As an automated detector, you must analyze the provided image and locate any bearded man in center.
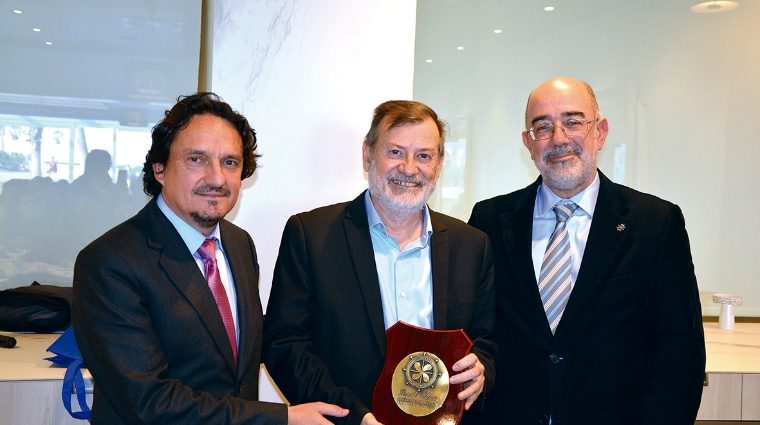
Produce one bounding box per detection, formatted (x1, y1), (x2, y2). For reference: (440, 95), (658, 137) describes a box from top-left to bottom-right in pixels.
(263, 100), (498, 425)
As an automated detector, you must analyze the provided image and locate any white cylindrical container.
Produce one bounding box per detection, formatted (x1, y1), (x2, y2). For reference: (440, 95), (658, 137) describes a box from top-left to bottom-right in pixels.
(718, 303), (735, 330)
(712, 294), (743, 331)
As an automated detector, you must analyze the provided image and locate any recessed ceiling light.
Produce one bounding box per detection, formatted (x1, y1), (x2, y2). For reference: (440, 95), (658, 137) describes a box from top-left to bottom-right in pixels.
(456, 46), (464, 50)
(45, 41), (52, 45)
(494, 29), (502, 34)
(691, 1), (738, 13)
(426, 59), (433, 63)
(13, 9), (22, 14)
(544, 6), (555, 11)
(33, 28), (41, 32)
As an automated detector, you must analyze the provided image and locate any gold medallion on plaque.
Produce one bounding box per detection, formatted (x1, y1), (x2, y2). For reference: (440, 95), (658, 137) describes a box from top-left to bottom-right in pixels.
(390, 351), (449, 417)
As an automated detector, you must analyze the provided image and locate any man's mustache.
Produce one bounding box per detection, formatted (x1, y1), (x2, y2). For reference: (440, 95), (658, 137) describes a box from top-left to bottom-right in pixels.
(386, 172), (426, 187)
(193, 185), (230, 196)
(543, 144), (581, 162)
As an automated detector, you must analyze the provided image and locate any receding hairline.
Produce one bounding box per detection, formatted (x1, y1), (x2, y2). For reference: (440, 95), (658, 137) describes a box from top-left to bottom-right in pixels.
(523, 77), (601, 129)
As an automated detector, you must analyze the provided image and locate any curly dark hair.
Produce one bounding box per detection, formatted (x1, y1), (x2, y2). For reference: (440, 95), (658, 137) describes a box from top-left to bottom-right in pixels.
(143, 92), (260, 196)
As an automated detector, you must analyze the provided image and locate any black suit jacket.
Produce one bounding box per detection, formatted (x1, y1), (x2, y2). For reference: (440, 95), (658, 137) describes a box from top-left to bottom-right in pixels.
(73, 198), (287, 425)
(262, 192), (498, 425)
(468, 171), (705, 425)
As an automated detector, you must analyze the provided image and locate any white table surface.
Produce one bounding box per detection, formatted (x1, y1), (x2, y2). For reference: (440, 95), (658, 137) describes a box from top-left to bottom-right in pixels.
(0, 332), (91, 381)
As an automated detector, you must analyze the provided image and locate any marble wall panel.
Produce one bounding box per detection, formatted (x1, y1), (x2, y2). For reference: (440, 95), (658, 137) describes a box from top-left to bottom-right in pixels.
(212, 0), (417, 402)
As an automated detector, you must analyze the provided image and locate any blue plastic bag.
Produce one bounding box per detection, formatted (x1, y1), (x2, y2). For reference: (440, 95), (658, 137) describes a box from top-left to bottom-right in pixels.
(45, 327), (91, 421)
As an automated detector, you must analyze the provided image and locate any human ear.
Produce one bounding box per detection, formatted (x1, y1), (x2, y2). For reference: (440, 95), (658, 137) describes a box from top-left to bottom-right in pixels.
(362, 140), (372, 172)
(153, 163), (166, 186)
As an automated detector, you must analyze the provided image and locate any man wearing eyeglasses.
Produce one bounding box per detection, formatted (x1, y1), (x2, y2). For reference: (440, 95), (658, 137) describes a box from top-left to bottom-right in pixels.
(467, 76), (705, 424)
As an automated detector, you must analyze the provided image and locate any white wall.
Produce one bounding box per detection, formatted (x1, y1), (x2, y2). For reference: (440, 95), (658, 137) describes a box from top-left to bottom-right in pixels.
(211, 0), (417, 403)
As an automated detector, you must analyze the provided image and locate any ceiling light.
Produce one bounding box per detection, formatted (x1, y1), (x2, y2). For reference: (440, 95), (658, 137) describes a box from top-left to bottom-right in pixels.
(494, 29), (502, 34)
(456, 46), (464, 50)
(33, 28), (41, 32)
(691, 1), (738, 13)
(425, 59), (433, 63)
(544, 6), (555, 11)
(13, 9), (22, 14)
(45, 41), (52, 45)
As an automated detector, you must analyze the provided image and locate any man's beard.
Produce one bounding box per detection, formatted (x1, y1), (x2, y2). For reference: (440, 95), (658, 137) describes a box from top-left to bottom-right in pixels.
(535, 143), (597, 193)
(190, 184), (230, 230)
(191, 211), (223, 230)
(368, 162), (438, 220)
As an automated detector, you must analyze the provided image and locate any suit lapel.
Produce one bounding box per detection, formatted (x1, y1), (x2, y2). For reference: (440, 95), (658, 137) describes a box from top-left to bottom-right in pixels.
(343, 193), (388, 356)
(555, 171), (632, 338)
(142, 200), (238, 374)
(500, 177), (555, 341)
(430, 210), (449, 330)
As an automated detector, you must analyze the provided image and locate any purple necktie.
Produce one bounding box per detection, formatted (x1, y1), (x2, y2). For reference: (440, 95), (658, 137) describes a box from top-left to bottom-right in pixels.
(197, 238), (237, 366)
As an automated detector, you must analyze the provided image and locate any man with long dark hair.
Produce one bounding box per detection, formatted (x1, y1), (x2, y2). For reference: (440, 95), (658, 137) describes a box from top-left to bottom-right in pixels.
(73, 92), (347, 425)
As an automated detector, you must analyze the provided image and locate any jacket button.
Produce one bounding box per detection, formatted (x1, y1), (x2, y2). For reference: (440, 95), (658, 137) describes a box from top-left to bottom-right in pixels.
(539, 414), (550, 423)
(549, 353), (560, 363)
(237, 383), (243, 393)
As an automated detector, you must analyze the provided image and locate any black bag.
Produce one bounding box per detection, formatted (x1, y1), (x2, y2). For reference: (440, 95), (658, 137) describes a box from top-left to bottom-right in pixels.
(0, 282), (72, 333)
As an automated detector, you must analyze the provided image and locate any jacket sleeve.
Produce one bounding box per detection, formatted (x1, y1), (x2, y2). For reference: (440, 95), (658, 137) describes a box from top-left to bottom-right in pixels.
(467, 233), (498, 413)
(72, 242), (288, 425)
(640, 205), (705, 424)
(263, 215), (369, 425)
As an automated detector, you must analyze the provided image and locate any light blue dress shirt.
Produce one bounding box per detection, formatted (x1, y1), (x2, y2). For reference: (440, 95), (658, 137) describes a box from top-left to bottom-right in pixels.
(365, 190), (434, 330)
(531, 173), (601, 288)
(156, 194), (239, 345)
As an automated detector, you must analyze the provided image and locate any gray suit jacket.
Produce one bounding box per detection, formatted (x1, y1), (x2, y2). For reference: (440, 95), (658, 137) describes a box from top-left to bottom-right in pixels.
(73, 198), (287, 425)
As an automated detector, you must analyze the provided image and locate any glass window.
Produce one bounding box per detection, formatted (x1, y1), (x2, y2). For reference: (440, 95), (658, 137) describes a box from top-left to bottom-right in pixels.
(0, 1), (202, 289)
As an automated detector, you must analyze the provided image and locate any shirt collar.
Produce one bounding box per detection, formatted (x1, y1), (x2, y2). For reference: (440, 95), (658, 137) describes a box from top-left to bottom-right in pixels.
(157, 193), (223, 255)
(364, 190), (433, 246)
(536, 172), (600, 219)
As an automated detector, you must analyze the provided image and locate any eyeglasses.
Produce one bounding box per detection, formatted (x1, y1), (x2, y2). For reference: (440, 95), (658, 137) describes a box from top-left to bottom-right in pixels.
(528, 117), (597, 141)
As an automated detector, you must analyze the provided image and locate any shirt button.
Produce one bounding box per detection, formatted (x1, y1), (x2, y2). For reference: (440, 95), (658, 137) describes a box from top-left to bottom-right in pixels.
(549, 354), (560, 364)
(400, 291), (406, 297)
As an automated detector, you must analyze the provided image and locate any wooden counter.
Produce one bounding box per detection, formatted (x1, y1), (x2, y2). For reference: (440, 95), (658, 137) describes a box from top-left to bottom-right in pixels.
(698, 322), (760, 422)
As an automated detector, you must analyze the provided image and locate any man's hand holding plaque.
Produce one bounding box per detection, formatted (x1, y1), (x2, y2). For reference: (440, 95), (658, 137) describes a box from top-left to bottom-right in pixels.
(360, 413), (383, 425)
(450, 353), (486, 410)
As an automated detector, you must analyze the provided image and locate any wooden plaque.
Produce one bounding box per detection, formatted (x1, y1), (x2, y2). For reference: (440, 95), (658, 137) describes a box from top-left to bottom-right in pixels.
(372, 321), (473, 425)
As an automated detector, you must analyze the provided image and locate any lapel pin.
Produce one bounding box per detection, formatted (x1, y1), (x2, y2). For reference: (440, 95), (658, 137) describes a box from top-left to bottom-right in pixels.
(616, 224), (626, 232)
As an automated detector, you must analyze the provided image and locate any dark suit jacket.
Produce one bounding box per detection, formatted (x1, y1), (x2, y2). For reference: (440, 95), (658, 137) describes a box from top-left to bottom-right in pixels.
(262, 192), (498, 425)
(468, 171), (705, 425)
(73, 198), (287, 425)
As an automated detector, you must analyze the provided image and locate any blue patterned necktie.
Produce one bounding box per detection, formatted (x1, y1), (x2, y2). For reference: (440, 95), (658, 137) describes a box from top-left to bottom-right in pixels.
(539, 201), (578, 334)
